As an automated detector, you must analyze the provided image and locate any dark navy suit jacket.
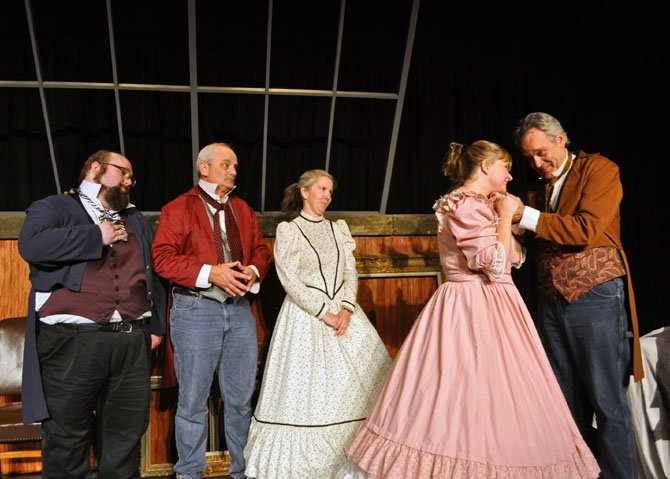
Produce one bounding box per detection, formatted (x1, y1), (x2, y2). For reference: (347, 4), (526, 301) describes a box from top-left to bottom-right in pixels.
(18, 192), (166, 423)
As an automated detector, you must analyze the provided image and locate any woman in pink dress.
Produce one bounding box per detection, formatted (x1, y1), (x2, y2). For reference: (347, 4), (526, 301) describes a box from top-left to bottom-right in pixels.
(336, 141), (600, 478)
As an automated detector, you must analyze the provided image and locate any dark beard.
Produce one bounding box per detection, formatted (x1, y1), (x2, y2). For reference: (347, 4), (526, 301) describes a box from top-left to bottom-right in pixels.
(100, 185), (130, 211)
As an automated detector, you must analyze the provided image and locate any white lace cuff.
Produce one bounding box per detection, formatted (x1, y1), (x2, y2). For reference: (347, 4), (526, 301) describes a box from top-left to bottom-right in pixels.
(484, 241), (506, 281)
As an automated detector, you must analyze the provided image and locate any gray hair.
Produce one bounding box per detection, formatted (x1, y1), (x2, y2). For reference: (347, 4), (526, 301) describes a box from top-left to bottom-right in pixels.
(197, 142), (235, 166)
(513, 112), (570, 147)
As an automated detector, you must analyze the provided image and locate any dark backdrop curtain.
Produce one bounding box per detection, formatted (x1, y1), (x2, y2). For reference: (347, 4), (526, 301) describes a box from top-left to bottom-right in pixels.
(1, 0), (667, 334)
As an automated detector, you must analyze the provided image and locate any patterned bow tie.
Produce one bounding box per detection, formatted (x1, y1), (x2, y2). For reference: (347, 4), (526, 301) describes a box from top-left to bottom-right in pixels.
(77, 188), (128, 240)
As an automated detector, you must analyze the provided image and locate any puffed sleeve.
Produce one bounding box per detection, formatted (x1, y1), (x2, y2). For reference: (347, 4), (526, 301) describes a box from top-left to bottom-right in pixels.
(274, 221), (328, 319)
(335, 219), (358, 313)
(443, 195), (506, 280)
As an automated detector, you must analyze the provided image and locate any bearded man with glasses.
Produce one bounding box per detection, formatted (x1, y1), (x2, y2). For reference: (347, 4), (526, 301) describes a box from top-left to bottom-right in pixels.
(18, 149), (167, 479)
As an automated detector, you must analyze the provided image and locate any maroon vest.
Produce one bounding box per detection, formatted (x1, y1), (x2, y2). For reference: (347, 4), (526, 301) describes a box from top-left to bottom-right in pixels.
(39, 213), (151, 324)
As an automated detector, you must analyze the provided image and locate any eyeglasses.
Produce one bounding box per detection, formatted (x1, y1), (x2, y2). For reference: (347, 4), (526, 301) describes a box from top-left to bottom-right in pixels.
(101, 162), (136, 187)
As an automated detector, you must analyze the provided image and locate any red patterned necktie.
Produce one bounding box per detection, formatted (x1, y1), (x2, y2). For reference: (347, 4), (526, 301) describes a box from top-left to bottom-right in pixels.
(197, 186), (243, 263)
(223, 200), (243, 263)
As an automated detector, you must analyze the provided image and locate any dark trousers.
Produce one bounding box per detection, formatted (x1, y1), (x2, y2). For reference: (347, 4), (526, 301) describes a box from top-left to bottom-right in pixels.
(37, 322), (151, 479)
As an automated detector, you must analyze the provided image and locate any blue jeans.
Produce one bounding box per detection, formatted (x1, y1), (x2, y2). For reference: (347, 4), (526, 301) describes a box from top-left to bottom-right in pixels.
(170, 293), (257, 479)
(537, 277), (637, 479)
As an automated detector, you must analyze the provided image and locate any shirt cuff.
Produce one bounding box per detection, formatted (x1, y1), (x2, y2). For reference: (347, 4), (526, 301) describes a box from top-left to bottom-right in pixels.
(341, 300), (355, 313)
(248, 265), (260, 294)
(196, 264), (212, 288)
(519, 206), (540, 233)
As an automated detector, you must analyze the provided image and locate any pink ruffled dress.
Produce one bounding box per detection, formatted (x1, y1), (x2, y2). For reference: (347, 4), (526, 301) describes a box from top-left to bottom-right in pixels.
(338, 192), (600, 479)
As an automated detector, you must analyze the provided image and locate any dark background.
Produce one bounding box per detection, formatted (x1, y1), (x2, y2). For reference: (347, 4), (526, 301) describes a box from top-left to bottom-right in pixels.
(1, 0), (667, 334)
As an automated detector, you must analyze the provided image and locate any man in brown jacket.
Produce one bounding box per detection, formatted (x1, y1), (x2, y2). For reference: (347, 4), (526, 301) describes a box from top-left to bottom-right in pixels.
(512, 112), (641, 479)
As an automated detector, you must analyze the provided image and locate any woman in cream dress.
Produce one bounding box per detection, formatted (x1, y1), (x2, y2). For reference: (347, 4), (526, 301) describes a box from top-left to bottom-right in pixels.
(244, 169), (391, 479)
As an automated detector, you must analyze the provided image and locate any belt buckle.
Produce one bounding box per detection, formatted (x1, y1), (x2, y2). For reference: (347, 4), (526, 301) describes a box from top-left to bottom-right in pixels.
(174, 287), (201, 299)
(120, 322), (133, 333)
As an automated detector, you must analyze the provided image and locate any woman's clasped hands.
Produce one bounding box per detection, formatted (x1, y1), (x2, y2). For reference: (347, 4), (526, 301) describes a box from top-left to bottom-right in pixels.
(322, 309), (351, 337)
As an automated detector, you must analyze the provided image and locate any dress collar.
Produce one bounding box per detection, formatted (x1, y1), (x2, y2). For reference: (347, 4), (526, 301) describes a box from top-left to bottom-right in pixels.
(299, 210), (324, 223)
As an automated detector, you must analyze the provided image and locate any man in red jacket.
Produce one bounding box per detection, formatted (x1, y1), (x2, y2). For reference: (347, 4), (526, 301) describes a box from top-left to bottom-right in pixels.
(152, 142), (271, 479)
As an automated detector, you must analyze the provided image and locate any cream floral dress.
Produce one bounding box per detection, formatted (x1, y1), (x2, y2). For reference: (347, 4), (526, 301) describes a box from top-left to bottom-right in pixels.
(244, 212), (391, 479)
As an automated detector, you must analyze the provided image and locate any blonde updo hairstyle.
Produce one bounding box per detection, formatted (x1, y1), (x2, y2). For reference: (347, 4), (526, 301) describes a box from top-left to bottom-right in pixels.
(281, 169), (335, 213)
(442, 140), (512, 189)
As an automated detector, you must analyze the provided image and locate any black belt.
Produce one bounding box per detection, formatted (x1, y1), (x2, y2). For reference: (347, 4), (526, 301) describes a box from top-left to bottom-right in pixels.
(45, 318), (149, 333)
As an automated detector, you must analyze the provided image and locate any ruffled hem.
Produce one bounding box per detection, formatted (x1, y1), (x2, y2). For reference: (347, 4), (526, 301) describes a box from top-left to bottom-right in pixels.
(346, 425), (601, 479)
(244, 418), (361, 479)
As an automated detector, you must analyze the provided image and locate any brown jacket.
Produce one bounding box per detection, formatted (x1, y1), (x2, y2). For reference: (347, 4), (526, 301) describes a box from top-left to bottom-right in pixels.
(530, 151), (643, 381)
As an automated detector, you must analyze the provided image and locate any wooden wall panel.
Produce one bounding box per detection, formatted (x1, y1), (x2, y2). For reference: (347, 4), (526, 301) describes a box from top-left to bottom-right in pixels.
(357, 275), (440, 358)
(0, 240), (30, 321)
(355, 235), (437, 255)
